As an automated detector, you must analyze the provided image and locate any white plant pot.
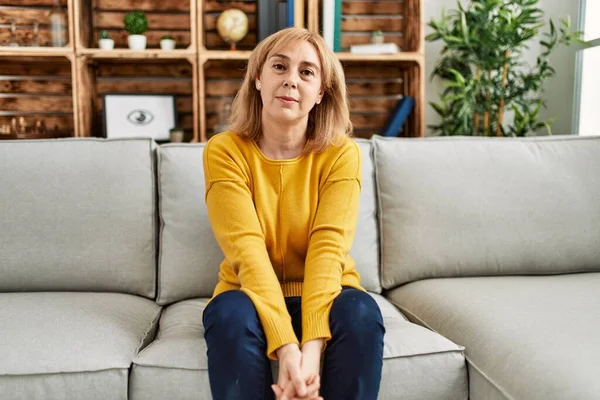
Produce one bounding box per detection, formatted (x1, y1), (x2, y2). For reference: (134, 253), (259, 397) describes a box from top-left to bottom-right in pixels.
(160, 39), (176, 50)
(128, 34), (147, 50)
(98, 39), (114, 50)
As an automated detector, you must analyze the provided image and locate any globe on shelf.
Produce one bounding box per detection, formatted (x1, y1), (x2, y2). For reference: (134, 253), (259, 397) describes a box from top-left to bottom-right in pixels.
(216, 8), (248, 51)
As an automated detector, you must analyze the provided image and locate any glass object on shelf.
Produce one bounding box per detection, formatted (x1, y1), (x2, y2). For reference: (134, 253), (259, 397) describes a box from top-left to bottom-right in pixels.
(169, 127), (184, 142)
(11, 118), (19, 133)
(9, 19), (19, 47)
(34, 120), (47, 134)
(213, 102), (232, 135)
(32, 20), (40, 47)
(49, 0), (67, 47)
(18, 117), (29, 133)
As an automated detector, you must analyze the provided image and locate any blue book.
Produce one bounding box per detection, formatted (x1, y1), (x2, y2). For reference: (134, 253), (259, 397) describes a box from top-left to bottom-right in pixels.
(259, 0), (290, 41)
(287, 0), (294, 27)
(380, 96), (415, 137)
(333, 0), (342, 51)
(277, 1), (287, 31)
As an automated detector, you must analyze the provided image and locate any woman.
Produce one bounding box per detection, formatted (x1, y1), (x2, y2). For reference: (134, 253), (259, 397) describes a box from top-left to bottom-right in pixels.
(202, 27), (385, 400)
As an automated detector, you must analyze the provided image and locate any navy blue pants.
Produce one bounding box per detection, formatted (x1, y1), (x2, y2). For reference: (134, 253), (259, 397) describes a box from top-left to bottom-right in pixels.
(202, 287), (385, 400)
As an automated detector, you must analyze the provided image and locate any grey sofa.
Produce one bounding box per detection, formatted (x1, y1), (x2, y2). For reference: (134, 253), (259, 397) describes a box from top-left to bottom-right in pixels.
(1, 134), (598, 400)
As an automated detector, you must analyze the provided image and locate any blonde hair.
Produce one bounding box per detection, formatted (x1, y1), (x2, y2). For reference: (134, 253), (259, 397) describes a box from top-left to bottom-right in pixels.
(228, 27), (352, 153)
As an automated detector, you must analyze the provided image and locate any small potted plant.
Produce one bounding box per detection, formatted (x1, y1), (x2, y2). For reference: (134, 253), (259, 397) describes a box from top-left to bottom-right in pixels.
(98, 30), (114, 50)
(371, 30), (384, 44)
(160, 35), (176, 50)
(124, 10), (148, 50)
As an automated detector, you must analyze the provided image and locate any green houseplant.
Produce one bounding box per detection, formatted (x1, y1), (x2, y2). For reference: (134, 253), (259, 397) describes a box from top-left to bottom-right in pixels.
(98, 30), (114, 50)
(427, 0), (583, 136)
(160, 34), (176, 50)
(124, 10), (148, 50)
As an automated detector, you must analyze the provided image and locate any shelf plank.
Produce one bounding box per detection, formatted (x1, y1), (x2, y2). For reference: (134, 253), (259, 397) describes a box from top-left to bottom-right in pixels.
(96, 62), (193, 77)
(336, 52), (423, 63)
(96, 80), (193, 95)
(0, 0), (67, 5)
(0, 7), (52, 25)
(200, 50), (422, 63)
(342, 16), (404, 32)
(0, 25), (72, 48)
(0, 79), (72, 94)
(77, 48), (196, 59)
(0, 96), (73, 113)
(95, 0), (189, 12)
(204, 1), (256, 13)
(343, 1), (405, 15)
(202, 50), (252, 60)
(0, 46), (73, 57)
(95, 11), (191, 30)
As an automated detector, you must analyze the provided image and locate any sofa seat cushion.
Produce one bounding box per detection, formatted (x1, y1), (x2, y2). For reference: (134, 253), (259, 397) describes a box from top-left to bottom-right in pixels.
(386, 273), (600, 400)
(131, 293), (467, 400)
(0, 292), (161, 400)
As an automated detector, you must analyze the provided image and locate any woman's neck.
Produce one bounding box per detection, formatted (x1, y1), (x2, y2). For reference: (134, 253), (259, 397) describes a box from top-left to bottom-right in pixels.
(258, 118), (307, 160)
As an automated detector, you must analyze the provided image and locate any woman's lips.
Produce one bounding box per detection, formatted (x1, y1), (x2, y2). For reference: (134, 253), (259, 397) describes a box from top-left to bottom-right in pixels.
(277, 96), (297, 104)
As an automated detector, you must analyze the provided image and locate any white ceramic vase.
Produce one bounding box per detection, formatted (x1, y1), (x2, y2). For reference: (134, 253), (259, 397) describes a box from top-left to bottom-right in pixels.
(160, 39), (176, 50)
(98, 39), (114, 50)
(127, 34), (146, 50)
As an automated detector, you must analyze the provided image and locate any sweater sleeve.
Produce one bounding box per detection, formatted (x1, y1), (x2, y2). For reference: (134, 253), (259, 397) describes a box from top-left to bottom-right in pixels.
(301, 140), (362, 346)
(203, 137), (298, 360)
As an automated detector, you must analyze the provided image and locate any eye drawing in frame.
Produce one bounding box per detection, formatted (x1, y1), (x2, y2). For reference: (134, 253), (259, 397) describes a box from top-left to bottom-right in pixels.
(102, 94), (177, 140)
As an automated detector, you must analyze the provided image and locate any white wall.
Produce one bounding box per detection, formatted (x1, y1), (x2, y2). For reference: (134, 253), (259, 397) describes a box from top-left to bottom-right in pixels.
(423, 0), (581, 136)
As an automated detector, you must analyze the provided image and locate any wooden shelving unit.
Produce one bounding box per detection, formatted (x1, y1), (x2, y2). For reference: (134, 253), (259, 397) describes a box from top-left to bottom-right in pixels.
(77, 48), (196, 59)
(1, 0), (424, 141)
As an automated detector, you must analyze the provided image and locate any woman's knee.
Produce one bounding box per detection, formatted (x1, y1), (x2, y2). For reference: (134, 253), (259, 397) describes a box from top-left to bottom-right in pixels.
(203, 290), (263, 340)
(330, 288), (384, 336)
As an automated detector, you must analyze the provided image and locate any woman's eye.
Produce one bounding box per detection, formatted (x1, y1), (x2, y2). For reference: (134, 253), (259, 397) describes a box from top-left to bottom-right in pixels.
(302, 69), (315, 76)
(273, 63), (285, 70)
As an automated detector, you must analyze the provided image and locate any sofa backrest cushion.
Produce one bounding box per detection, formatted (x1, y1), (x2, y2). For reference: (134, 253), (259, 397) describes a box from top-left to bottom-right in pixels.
(156, 144), (223, 305)
(156, 139), (381, 305)
(374, 135), (600, 289)
(0, 138), (157, 298)
(353, 139), (381, 293)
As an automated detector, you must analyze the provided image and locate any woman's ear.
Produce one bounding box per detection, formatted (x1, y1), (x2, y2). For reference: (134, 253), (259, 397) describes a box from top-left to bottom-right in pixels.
(255, 80), (261, 90)
(316, 90), (324, 104)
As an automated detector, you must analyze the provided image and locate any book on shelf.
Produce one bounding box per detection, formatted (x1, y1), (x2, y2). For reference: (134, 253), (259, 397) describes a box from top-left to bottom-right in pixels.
(258, 0), (294, 42)
(350, 42), (400, 55)
(322, 0), (341, 51)
(380, 96), (415, 137)
(333, 0), (341, 51)
(322, 0), (334, 49)
(287, 0), (294, 28)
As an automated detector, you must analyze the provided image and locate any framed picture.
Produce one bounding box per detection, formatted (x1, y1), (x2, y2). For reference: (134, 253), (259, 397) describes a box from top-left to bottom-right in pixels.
(102, 93), (177, 140)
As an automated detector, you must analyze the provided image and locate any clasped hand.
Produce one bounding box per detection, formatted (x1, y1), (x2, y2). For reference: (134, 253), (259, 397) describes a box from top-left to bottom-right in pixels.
(272, 340), (324, 400)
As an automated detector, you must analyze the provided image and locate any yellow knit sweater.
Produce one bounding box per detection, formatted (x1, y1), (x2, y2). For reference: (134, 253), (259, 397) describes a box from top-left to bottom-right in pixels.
(203, 131), (365, 360)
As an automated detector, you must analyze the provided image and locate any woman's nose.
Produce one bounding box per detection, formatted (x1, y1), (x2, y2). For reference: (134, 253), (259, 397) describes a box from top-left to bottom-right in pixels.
(283, 71), (299, 88)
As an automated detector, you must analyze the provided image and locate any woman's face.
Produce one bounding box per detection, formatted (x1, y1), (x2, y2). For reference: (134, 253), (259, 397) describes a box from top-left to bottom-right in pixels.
(256, 40), (324, 126)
